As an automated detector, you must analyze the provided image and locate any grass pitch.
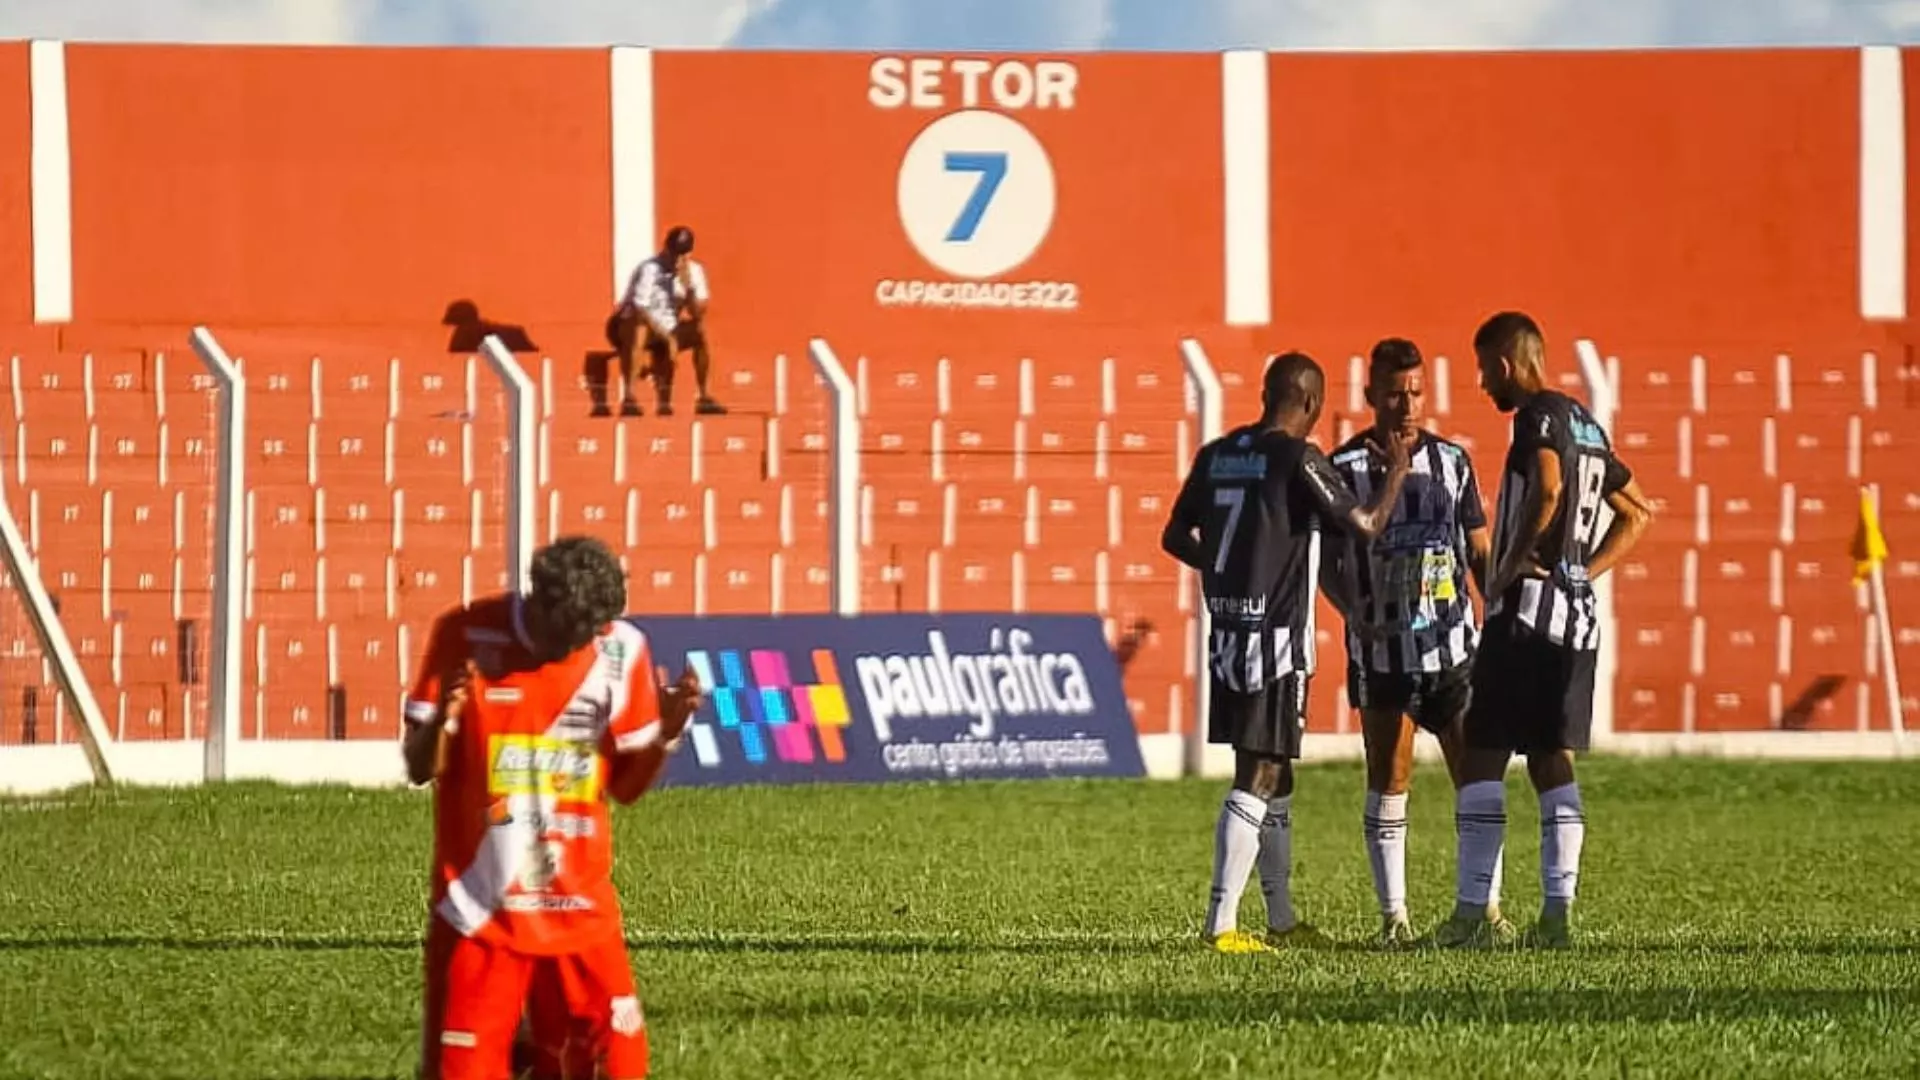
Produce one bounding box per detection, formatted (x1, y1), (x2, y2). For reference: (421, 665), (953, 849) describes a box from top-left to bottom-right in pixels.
(2, 758), (1917, 1079)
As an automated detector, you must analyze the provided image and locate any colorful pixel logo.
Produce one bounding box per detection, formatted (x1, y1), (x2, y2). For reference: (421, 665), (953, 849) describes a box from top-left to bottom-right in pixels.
(682, 647), (854, 769)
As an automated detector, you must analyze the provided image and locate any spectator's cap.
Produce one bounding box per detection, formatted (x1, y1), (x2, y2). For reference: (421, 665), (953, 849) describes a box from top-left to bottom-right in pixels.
(664, 225), (695, 255)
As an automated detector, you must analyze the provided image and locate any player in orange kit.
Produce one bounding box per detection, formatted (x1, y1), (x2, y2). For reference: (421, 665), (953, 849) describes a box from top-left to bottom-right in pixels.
(404, 536), (702, 1080)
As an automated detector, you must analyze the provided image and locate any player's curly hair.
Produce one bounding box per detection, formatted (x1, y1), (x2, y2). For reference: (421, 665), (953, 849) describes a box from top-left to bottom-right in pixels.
(527, 536), (628, 656)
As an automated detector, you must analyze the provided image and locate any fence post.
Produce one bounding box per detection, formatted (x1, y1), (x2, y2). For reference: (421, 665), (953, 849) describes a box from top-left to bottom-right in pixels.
(1178, 339), (1224, 777)
(189, 327), (246, 781)
(479, 335), (537, 595)
(0, 488), (114, 781)
(805, 339), (861, 617)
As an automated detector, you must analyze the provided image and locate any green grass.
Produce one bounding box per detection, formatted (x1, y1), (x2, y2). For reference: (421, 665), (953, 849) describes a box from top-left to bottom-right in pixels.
(3, 758), (1918, 1079)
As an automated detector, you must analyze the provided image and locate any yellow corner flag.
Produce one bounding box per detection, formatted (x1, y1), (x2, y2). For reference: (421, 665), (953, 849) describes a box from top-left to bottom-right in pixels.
(1852, 489), (1890, 585)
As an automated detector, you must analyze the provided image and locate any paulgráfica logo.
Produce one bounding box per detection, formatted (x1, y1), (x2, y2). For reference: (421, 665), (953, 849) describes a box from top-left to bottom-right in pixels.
(852, 626), (1096, 741)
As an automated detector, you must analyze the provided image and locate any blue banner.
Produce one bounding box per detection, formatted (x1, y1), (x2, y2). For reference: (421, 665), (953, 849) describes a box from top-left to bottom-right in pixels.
(623, 614), (1145, 788)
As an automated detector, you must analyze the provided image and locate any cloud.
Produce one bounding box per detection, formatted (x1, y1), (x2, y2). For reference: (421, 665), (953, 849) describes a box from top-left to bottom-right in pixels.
(398, 0), (779, 47)
(0, 0), (766, 47)
(0, 0), (1914, 49)
(732, 0), (1920, 49)
(729, 0), (1116, 51)
(0, 0), (374, 44)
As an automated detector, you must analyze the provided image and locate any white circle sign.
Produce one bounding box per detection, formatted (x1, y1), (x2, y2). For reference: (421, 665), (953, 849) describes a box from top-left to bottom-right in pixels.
(896, 109), (1056, 280)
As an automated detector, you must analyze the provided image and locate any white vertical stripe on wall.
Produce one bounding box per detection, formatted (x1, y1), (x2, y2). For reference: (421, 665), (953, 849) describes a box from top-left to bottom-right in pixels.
(1860, 45), (1906, 321)
(1221, 50), (1269, 327)
(29, 39), (71, 324)
(610, 46), (657, 305)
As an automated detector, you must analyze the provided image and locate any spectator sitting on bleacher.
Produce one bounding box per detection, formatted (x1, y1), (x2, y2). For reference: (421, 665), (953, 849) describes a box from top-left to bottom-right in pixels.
(603, 225), (726, 418)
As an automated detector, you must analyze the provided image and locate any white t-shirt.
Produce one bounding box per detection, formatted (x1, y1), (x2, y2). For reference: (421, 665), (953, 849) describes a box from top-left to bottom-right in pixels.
(622, 256), (709, 333)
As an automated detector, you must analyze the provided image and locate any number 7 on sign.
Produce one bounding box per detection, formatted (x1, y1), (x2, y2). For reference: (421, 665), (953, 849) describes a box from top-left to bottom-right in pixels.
(943, 152), (1008, 242)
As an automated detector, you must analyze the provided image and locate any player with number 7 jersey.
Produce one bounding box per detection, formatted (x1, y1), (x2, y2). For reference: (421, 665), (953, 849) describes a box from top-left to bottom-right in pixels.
(1162, 352), (1413, 956)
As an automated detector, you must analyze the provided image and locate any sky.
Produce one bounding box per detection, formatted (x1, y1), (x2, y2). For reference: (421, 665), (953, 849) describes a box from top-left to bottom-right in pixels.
(1, 0), (1917, 51)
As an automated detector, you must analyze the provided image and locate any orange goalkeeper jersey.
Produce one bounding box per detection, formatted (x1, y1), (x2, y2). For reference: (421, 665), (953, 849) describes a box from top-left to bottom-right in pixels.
(407, 594), (664, 956)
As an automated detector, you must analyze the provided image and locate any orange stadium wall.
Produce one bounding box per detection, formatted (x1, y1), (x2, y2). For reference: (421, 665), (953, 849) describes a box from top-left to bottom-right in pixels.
(1266, 49), (1865, 347)
(9, 44), (1905, 352)
(0, 44), (1901, 343)
(61, 44), (614, 334)
(0, 43), (33, 325)
(0, 41), (1915, 789)
(1907, 46), (1920, 337)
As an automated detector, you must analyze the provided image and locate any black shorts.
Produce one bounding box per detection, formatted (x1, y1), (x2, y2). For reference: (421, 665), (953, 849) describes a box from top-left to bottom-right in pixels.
(606, 312), (698, 355)
(1208, 674), (1308, 759)
(1464, 615), (1597, 754)
(604, 311), (669, 353)
(1347, 661), (1472, 735)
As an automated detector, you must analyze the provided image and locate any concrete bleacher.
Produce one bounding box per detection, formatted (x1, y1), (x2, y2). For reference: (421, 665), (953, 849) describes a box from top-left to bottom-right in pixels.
(1609, 340), (1919, 734)
(0, 324), (1211, 744)
(0, 326), (1912, 747)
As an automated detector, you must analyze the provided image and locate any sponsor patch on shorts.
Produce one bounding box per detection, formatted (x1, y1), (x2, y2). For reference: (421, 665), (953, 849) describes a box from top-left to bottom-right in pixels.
(440, 1030), (478, 1049)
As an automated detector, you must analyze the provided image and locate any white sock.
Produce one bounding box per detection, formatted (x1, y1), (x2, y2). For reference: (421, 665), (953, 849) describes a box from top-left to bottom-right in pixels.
(1539, 783), (1586, 918)
(1363, 790), (1409, 918)
(1257, 795), (1296, 932)
(1454, 780), (1506, 913)
(1206, 789), (1267, 936)
(1489, 847), (1505, 912)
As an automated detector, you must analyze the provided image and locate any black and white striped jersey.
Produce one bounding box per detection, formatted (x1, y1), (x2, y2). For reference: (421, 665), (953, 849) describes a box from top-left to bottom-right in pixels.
(1168, 425), (1361, 693)
(1489, 390), (1633, 652)
(1327, 430), (1487, 673)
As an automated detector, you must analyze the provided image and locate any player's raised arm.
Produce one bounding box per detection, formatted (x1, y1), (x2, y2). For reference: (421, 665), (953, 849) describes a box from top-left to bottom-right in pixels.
(1160, 452), (1212, 572)
(1587, 471), (1654, 581)
(1465, 527), (1494, 600)
(606, 626), (704, 805)
(1488, 444), (1561, 600)
(1317, 532), (1361, 619)
(1301, 433), (1411, 542)
(1459, 455), (1494, 599)
(608, 666), (702, 805)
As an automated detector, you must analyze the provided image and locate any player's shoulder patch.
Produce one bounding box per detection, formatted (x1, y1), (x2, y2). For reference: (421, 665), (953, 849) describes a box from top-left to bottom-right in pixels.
(1300, 444), (1348, 496)
(598, 621), (647, 682)
(1516, 396), (1557, 444)
(1330, 436), (1371, 469)
(1429, 433), (1473, 463)
(1563, 399), (1610, 451)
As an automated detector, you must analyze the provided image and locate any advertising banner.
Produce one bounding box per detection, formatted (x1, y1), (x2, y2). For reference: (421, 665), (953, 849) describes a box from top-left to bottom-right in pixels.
(629, 613), (1146, 788)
